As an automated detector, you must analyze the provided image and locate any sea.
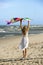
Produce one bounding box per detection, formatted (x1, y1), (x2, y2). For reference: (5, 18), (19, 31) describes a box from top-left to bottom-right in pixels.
(0, 25), (43, 38)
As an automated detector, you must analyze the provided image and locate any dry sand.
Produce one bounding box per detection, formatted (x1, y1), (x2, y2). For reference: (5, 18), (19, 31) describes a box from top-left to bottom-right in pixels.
(0, 33), (43, 65)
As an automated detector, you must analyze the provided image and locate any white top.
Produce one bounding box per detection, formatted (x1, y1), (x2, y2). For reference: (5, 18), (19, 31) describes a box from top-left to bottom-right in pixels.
(19, 32), (29, 50)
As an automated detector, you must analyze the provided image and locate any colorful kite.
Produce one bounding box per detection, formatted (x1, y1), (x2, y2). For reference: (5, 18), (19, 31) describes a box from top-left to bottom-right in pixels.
(24, 18), (31, 21)
(6, 17), (31, 24)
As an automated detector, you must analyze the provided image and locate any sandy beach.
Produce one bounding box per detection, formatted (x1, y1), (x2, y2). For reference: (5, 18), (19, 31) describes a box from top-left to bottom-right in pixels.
(0, 33), (43, 65)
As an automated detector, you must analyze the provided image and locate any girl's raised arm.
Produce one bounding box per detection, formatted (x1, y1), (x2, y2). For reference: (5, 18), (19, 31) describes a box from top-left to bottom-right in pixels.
(27, 21), (30, 30)
(20, 20), (23, 29)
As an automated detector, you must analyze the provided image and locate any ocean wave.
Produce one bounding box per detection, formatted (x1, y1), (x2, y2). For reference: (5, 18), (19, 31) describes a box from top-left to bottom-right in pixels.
(0, 29), (6, 33)
(0, 25), (43, 37)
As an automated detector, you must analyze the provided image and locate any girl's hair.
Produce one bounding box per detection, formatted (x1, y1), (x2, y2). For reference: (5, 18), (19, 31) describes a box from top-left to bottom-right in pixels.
(22, 26), (28, 35)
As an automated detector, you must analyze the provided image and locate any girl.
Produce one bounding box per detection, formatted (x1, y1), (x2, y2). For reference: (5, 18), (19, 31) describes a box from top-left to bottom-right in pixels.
(19, 19), (30, 58)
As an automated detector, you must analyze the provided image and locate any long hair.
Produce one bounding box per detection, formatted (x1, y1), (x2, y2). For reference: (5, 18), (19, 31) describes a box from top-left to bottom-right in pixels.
(22, 26), (28, 35)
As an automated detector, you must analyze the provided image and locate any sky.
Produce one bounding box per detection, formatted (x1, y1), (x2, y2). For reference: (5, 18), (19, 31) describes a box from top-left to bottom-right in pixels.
(0, 0), (43, 25)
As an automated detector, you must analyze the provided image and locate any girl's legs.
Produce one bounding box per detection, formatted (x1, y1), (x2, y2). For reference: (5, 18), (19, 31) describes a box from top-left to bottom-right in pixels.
(23, 50), (25, 58)
(23, 48), (27, 58)
(25, 48), (27, 58)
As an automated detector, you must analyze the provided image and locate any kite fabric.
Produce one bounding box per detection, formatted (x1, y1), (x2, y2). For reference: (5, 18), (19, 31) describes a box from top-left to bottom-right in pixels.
(6, 17), (31, 24)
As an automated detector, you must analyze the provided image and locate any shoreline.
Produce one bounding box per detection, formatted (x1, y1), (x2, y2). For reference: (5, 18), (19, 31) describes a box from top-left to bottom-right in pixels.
(0, 33), (43, 38)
